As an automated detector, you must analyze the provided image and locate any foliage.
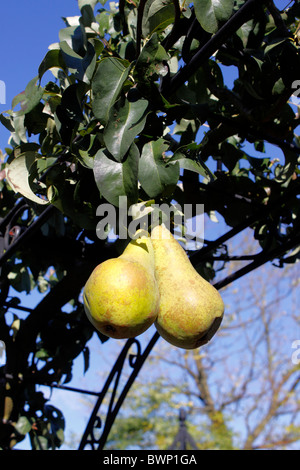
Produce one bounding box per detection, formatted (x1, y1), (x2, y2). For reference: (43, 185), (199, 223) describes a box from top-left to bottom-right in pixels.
(0, 0), (299, 449)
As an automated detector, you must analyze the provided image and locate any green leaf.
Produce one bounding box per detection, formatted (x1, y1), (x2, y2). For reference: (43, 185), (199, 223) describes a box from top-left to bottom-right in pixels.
(236, 19), (255, 48)
(138, 139), (180, 198)
(54, 82), (88, 140)
(47, 173), (97, 230)
(14, 416), (32, 436)
(8, 265), (33, 294)
(78, 0), (98, 9)
(194, 0), (235, 34)
(274, 150), (298, 185)
(103, 92), (149, 162)
(264, 38), (287, 55)
(44, 404), (65, 437)
(0, 113), (15, 132)
(93, 143), (139, 206)
(78, 0), (98, 25)
(35, 348), (50, 359)
(38, 49), (66, 81)
(12, 76), (44, 117)
(142, 0), (176, 37)
(5, 152), (48, 205)
(134, 33), (170, 82)
(170, 150), (216, 181)
(92, 57), (131, 125)
(60, 40), (96, 83)
(272, 77), (286, 95)
(32, 435), (49, 450)
(59, 25), (85, 56)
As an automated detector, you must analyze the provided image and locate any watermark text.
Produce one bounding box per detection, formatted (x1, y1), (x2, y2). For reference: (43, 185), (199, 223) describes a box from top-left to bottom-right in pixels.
(291, 340), (300, 365)
(96, 196), (205, 244)
(0, 80), (6, 104)
(0, 340), (6, 366)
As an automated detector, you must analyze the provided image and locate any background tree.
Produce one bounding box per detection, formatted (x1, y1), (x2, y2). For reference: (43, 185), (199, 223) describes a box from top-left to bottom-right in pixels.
(0, 0), (299, 449)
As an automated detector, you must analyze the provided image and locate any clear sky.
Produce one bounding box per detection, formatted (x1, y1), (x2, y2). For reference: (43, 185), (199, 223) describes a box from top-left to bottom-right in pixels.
(0, 0), (82, 150)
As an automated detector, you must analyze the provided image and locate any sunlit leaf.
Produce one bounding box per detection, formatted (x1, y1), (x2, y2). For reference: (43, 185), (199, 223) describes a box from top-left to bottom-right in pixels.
(38, 49), (66, 81)
(92, 57), (131, 125)
(134, 33), (170, 81)
(93, 143), (139, 206)
(103, 92), (149, 162)
(142, 0), (175, 37)
(138, 139), (179, 197)
(194, 0), (235, 34)
(5, 152), (48, 205)
(12, 76), (44, 117)
(60, 40), (96, 83)
(14, 416), (32, 436)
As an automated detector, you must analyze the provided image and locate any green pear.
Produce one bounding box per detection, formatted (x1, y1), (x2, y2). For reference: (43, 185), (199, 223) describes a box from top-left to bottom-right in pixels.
(151, 224), (224, 349)
(83, 231), (160, 339)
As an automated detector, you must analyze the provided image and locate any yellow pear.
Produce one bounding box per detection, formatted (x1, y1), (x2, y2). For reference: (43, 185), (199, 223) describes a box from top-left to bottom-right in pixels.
(83, 231), (160, 339)
(151, 224), (224, 349)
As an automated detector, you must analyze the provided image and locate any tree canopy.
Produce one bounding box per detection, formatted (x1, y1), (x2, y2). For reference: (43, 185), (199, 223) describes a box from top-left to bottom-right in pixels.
(0, 0), (299, 450)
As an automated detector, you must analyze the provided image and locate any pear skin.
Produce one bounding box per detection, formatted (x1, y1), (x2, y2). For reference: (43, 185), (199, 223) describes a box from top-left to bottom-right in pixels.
(83, 232), (160, 339)
(151, 224), (224, 349)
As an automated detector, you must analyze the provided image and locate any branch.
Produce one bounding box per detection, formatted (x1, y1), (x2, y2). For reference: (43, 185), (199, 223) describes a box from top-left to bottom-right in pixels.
(162, 0), (182, 52)
(267, 0), (291, 37)
(0, 205), (55, 268)
(243, 369), (300, 449)
(189, 181), (300, 267)
(136, 0), (147, 58)
(214, 230), (300, 291)
(119, 0), (129, 36)
(161, 0), (268, 97)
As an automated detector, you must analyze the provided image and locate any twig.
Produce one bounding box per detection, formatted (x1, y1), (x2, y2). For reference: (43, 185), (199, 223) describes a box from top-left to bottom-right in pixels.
(161, 0), (268, 97)
(119, 0), (129, 36)
(163, 0), (182, 52)
(136, 0), (147, 58)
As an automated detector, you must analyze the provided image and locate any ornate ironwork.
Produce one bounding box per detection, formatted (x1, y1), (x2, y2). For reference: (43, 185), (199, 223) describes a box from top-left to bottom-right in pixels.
(0, 202), (55, 268)
(78, 332), (160, 450)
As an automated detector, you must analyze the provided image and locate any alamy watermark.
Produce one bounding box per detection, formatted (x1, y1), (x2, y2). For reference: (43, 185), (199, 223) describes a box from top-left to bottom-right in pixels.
(0, 80), (6, 105)
(291, 80), (300, 105)
(0, 340), (6, 366)
(292, 80), (300, 97)
(291, 340), (300, 365)
(96, 196), (205, 244)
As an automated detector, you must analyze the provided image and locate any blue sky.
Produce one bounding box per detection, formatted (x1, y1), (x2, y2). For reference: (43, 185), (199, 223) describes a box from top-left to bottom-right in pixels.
(0, 0), (81, 150)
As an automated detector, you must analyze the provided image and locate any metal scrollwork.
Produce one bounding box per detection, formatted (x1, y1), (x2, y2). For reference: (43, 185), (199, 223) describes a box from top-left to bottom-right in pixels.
(78, 332), (160, 450)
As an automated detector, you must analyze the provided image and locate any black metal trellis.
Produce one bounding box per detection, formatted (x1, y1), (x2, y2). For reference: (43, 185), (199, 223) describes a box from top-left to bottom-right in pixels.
(78, 334), (160, 450)
(0, 0), (300, 452)
(160, 0), (267, 96)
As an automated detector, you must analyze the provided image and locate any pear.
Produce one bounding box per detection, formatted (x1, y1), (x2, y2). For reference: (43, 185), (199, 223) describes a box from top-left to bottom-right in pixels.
(151, 224), (224, 349)
(83, 231), (160, 339)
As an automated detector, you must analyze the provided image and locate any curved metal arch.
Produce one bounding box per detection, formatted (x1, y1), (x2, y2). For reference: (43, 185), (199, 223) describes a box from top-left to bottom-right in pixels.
(78, 332), (160, 450)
